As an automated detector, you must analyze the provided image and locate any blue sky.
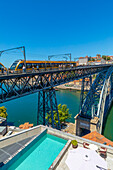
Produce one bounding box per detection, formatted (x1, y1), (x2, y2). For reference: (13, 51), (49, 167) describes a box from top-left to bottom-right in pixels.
(0, 0), (113, 65)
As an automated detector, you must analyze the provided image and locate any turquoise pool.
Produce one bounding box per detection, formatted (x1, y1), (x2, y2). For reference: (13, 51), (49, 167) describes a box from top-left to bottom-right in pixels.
(8, 134), (67, 170)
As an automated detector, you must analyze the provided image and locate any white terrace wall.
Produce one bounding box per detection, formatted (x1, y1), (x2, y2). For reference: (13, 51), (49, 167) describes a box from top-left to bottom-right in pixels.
(0, 125), (46, 148)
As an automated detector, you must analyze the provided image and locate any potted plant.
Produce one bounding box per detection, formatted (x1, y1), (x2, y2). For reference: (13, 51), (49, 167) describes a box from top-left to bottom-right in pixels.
(71, 140), (78, 148)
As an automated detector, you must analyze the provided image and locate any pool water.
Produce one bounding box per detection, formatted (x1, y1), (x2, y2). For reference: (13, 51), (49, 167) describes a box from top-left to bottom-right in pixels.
(8, 134), (67, 170)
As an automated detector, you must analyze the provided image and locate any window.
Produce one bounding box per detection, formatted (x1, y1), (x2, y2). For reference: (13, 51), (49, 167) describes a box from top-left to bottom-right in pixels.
(0, 64), (3, 69)
(17, 63), (24, 69)
(32, 63), (37, 68)
(26, 63), (32, 69)
(10, 62), (18, 70)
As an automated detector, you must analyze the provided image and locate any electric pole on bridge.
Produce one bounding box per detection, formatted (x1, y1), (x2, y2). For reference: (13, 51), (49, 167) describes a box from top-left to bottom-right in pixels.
(0, 46), (27, 71)
(48, 53), (71, 61)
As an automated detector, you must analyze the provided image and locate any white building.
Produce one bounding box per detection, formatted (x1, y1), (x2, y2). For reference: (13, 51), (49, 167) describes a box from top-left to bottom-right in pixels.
(79, 56), (88, 65)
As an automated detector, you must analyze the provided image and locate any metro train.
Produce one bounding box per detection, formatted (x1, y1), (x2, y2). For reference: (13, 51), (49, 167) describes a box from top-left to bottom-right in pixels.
(0, 63), (7, 73)
(9, 59), (76, 73)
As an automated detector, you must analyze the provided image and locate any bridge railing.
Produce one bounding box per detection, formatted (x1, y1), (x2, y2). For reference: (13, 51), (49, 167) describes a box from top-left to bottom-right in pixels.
(0, 64), (112, 77)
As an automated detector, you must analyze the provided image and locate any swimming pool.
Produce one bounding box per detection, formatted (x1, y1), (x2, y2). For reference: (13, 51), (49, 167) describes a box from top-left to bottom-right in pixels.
(8, 133), (67, 170)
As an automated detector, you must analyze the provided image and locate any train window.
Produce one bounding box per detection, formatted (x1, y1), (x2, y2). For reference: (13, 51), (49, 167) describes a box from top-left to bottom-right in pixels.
(17, 63), (24, 69)
(0, 64), (3, 69)
(10, 62), (18, 70)
(32, 64), (37, 68)
(41, 63), (44, 68)
(46, 63), (50, 67)
(39, 63), (43, 68)
(26, 63), (32, 69)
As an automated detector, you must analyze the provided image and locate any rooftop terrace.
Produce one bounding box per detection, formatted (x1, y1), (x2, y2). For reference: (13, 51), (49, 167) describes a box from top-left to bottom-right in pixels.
(0, 125), (113, 169)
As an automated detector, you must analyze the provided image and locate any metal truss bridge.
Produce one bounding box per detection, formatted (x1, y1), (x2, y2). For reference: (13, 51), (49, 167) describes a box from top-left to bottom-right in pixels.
(0, 64), (112, 130)
(79, 66), (113, 134)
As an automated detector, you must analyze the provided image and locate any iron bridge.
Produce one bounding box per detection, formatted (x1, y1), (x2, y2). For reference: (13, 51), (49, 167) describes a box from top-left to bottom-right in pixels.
(0, 64), (112, 130)
(79, 66), (113, 134)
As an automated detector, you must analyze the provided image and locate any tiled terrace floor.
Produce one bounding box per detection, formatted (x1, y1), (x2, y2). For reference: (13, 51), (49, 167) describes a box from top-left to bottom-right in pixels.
(56, 145), (113, 170)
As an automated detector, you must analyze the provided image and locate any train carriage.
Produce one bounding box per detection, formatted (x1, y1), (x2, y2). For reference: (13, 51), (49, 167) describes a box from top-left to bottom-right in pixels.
(9, 60), (76, 73)
(0, 63), (7, 74)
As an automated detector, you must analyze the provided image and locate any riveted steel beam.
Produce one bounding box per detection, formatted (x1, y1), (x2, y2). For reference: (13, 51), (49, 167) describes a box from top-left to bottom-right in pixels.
(0, 65), (110, 103)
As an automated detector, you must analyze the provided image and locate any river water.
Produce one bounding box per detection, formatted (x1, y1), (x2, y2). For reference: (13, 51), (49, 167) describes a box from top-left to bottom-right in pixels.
(0, 90), (112, 141)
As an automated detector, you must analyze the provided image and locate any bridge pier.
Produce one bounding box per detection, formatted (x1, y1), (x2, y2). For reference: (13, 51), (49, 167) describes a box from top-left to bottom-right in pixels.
(79, 75), (92, 111)
(74, 114), (99, 136)
(37, 88), (61, 130)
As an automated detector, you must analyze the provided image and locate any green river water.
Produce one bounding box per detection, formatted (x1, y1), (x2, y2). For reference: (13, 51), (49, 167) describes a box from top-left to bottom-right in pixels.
(0, 90), (112, 141)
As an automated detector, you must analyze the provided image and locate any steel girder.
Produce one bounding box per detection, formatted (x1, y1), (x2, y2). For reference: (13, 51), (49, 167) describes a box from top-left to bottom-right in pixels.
(97, 67), (113, 133)
(0, 65), (110, 103)
(37, 88), (61, 129)
(79, 75), (92, 111)
(79, 70), (108, 119)
(80, 66), (113, 133)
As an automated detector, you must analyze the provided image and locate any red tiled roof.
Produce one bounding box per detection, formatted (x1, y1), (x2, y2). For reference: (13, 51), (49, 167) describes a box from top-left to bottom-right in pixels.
(19, 122), (33, 129)
(82, 131), (113, 147)
(96, 60), (101, 62)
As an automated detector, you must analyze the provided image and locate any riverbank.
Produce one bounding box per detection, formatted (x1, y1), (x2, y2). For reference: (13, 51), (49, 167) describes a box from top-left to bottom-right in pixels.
(55, 84), (90, 91)
(55, 84), (81, 90)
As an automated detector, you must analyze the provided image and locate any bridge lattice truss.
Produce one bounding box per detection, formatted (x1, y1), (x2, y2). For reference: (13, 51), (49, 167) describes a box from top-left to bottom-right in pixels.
(80, 66), (113, 134)
(0, 66), (109, 103)
(0, 65), (111, 129)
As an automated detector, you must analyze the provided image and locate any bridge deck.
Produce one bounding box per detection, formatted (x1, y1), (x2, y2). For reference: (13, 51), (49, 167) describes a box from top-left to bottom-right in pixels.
(0, 64), (111, 80)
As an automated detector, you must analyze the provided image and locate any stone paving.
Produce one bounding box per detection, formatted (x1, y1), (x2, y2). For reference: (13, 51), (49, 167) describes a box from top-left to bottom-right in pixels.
(62, 123), (75, 135)
(56, 144), (113, 170)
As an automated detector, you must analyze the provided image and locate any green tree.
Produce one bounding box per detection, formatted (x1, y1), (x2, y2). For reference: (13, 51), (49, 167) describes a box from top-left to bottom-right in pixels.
(92, 58), (95, 61)
(88, 56), (95, 61)
(0, 106), (8, 118)
(107, 57), (110, 61)
(102, 55), (110, 61)
(88, 56), (92, 61)
(46, 104), (71, 125)
(102, 55), (107, 60)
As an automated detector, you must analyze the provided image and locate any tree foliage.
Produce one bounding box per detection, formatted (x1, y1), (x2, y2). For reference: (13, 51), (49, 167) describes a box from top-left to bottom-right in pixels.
(102, 55), (110, 61)
(0, 106), (8, 118)
(46, 104), (71, 125)
(102, 55), (107, 60)
(107, 57), (110, 61)
(88, 57), (95, 61)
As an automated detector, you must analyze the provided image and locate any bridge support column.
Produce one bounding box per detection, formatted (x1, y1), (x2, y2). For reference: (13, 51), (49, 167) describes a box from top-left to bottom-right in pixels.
(74, 114), (99, 136)
(37, 88), (61, 130)
(80, 75), (92, 111)
(110, 73), (113, 100)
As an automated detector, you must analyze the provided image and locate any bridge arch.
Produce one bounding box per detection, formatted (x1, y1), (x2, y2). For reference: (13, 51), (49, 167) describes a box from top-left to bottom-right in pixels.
(79, 66), (113, 134)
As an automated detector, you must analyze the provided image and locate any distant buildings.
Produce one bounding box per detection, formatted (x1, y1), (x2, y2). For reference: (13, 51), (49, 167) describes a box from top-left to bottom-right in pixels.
(88, 58), (106, 65)
(78, 56), (88, 65)
(77, 54), (113, 66)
